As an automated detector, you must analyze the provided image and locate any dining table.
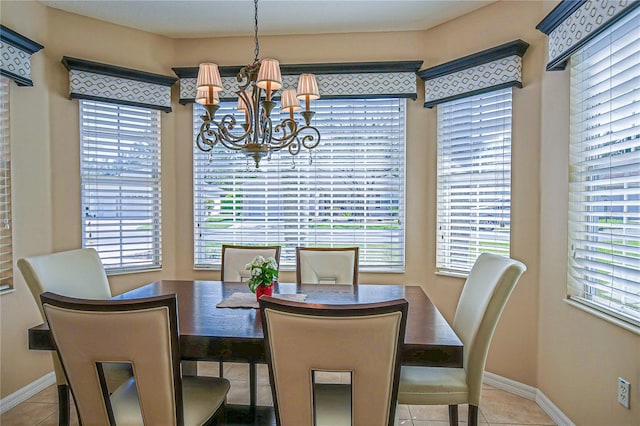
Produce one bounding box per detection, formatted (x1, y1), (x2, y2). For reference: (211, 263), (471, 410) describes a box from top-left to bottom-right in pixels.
(29, 280), (463, 421)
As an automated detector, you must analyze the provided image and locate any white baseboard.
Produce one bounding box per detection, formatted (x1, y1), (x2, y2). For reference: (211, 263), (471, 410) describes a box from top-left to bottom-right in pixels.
(484, 371), (538, 400)
(0, 372), (56, 414)
(536, 389), (576, 426)
(484, 371), (574, 426)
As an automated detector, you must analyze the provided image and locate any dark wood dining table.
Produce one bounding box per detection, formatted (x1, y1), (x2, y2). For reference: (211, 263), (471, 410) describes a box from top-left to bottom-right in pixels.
(29, 280), (462, 414)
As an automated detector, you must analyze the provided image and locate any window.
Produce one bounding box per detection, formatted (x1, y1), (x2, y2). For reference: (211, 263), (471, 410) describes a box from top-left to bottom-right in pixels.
(80, 100), (162, 274)
(193, 98), (405, 270)
(436, 87), (512, 274)
(568, 7), (640, 326)
(0, 77), (12, 291)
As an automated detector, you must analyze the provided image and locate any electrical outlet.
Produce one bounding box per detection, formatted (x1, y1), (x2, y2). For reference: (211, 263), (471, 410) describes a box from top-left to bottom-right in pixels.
(618, 377), (630, 408)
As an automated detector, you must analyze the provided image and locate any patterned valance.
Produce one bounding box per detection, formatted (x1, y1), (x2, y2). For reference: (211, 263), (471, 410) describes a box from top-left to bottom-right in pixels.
(0, 25), (44, 87)
(537, 0), (639, 71)
(418, 40), (529, 108)
(62, 57), (178, 112)
(172, 61), (423, 104)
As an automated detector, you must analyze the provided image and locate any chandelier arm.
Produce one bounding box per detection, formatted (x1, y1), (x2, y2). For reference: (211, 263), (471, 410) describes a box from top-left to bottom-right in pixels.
(271, 118), (296, 142)
(196, 131), (216, 152)
(216, 138), (246, 151)
(297, 125), (322, 150)
(287, 138), (302, 156)
(196, 121), (220, 152)
(200, 120), (246, 151)
(260, 114), (273, 145)
(214, 115), (254, 145)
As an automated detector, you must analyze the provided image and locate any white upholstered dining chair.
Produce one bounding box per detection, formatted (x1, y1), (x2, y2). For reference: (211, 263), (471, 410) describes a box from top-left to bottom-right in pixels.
(398, 253), (526, 426)
(40, 292), (230, 426)
(221, 244), (281, 282)
(17, 248), (131, 425)
(259, 296), (408, 426)
(296, 247), (359, 286)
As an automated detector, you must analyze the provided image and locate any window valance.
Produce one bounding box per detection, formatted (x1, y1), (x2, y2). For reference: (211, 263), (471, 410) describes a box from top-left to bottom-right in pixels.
(537, 0), (639, 71)
(0, 25), (44, 87)
(62, 56), (177, 112)
(418, 40), (529, 108)
(172, 61), (423, 104)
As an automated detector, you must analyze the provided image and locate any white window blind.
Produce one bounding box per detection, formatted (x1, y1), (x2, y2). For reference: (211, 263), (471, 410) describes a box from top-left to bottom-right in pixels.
(0, 77), (12, 290)
(436, 87), (512, 274)
(193, 98), (405, 270)
(80, 100), (162, 274)
(568, 7), (640, 326)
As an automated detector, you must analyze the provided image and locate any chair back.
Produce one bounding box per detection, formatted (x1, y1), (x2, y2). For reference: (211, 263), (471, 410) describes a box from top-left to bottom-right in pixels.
(296, 247), (359, 285)
(41, 292), (184, 426)
(17, 248), (112, 385)
(452, 253), (526, 405)
(221, 245), (281, 282)
(260, 296), (407, 426)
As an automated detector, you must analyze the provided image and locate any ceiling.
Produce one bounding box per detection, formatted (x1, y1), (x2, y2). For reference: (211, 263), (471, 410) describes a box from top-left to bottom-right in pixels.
(39, 0), (496, 39)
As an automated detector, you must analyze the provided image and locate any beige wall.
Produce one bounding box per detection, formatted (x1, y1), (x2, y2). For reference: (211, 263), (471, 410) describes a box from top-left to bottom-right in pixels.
(537, 2), (640, 424)
(1, 1), (638, 424)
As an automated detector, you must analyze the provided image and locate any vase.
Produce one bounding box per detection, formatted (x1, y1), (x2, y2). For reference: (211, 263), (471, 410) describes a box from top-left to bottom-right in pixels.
(255, 283), (273, 301)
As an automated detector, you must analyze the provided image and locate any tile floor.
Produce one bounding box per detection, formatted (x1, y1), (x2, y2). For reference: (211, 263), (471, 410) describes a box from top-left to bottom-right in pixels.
(1, 362), (556, 426)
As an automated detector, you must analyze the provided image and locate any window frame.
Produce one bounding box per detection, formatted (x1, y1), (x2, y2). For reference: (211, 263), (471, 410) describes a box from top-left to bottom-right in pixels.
(79, 99), (163, 275)
(435, 87), (513, 276)
(192, 97), (407, 272)
(0, 76), (13, 292)
(567, 7), (640, 328)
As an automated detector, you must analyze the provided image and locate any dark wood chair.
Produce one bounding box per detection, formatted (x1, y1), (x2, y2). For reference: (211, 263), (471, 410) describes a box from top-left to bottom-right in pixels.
(295, 247), (359, 286)
(260, 295), (407, 426)
(41, 292), (230, 425)
(221, 244), (281, 282)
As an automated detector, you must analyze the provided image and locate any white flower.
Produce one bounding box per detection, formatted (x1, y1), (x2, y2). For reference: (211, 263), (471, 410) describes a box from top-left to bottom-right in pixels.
(245, 262), (252, 270)
(251, 267), (261, 276)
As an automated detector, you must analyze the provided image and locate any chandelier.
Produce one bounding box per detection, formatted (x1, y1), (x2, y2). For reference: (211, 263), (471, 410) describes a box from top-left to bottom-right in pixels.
(195, 0), (321, 168)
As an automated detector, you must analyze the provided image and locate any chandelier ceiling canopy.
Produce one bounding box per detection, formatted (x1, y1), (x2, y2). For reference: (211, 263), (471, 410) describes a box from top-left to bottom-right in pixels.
(195, 0), (321, 168)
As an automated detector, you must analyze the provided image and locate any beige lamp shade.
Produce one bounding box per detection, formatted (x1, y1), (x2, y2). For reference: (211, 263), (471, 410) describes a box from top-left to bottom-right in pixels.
(197, 63), (223, 90)
(196, 87), (220, 105)
(296, 74), (320, 100)
(281, 89), (301, 112)
(256, 59), (283, 91)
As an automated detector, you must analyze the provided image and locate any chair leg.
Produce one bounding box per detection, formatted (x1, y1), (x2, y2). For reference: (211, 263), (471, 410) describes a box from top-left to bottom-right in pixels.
(57, 384), (70, 426)
(448, 404), (458, 426)
(468, 404), (479, 426)
(249, 362), (257, 408)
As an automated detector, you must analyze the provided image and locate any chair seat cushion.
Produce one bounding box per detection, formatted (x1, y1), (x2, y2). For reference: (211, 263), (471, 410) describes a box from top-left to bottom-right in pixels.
(111, 376), (230, 426)
(398, 367), (468, 406)
(314, 383), (351, 426)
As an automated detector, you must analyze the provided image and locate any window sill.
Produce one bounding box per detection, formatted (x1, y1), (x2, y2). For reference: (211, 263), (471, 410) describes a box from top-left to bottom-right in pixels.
(0, 287), (15, 296)
(106, 267), (162, 277)
(193, 266), (406, 273)
(563, 298), (640, 336)
(435, 270), (468, 279)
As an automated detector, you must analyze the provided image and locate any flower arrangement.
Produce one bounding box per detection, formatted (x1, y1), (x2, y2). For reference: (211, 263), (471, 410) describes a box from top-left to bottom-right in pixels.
(245, 255), (278, 293)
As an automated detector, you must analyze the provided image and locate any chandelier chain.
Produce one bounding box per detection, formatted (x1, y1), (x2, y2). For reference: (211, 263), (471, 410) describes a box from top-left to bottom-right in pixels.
(253, 0), (260, 63)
